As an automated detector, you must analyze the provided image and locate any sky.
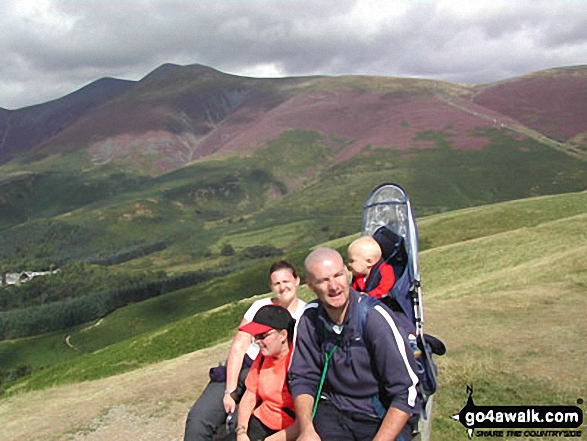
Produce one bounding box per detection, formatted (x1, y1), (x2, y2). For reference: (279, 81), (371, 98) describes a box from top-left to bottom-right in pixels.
(1, 0), (586, 110)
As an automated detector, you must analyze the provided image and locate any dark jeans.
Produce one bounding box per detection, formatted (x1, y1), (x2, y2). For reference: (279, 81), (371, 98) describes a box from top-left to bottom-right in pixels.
(314, 400), (413, 441)
(184, 363), (251, 441)
(220, 415), (276, 441)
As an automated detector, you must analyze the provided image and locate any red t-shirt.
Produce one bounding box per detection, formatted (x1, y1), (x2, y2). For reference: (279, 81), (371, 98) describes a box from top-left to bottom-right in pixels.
(352, 260), (395, 299)
(245, 347), (295, 431)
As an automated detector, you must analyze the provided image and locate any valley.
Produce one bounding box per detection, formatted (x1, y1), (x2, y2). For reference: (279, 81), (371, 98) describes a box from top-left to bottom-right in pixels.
(1, 191), (585, 440)
(0, 64), (586, 440)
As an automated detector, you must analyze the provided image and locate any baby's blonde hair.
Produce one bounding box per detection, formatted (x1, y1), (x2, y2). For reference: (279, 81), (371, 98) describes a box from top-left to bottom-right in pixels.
(348, 236), (382, 263)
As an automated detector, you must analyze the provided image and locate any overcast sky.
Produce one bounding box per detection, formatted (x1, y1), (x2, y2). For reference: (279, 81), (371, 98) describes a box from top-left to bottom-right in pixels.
(1, 0), (586, 110)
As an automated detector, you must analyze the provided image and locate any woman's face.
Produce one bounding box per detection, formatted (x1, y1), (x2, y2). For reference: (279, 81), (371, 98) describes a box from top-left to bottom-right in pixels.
(254, 329), (288, 357)
(269, 269), (300, 305)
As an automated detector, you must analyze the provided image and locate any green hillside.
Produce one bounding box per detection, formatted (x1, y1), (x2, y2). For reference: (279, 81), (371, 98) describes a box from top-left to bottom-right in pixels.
(2, 191), (586, 420)
(425, 205), (587, 439)
(1, 124), (583, 347)
(2, 128), (585, 271)
(1, 64), (586, 439)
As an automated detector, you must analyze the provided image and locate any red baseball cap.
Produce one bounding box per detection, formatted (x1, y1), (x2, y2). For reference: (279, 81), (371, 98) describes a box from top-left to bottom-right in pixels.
(239, 305), (294, 336)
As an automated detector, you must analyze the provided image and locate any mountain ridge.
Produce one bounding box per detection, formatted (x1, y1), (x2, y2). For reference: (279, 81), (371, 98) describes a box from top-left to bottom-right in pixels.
(0, 77), (137, 164)
(0, 62), (586, 309)
(2, 63), (586, 172)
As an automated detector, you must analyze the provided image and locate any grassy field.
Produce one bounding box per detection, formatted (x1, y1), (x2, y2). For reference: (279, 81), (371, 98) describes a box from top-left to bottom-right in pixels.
(1, 191), (585, 440)
(422, 199), (587, 439)
(0, 192), (587, 440)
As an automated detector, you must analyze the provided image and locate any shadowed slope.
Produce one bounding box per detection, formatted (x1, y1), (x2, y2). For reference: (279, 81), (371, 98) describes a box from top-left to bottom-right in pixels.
(8, 64), (587, 178)
(0, 78), (136, 164)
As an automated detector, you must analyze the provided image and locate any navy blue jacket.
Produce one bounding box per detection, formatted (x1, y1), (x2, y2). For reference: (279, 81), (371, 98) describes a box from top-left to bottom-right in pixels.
(289, 289), (421, 418)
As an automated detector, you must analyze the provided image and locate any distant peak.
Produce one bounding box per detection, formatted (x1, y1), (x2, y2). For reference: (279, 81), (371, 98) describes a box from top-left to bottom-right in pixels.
(140, 63), (221, 83)
(155, 62), (182, 71)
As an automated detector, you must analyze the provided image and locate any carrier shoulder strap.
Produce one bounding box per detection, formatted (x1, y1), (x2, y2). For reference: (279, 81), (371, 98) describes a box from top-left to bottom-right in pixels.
(364, 260), (385, 294)
(355, 295), (391, 420)
(355, 294), (380, 344)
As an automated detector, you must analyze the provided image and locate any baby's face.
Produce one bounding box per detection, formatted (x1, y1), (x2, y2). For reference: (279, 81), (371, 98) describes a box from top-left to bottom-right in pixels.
(347, 249), (371, 276)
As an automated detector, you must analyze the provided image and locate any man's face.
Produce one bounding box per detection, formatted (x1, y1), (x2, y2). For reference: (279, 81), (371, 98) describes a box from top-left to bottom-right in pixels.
(307, 255), (350, 315)
(270, 268), (300, 305)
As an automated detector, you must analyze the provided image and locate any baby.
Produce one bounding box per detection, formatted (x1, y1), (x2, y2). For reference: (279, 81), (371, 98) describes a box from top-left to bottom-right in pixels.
(348, 236), (420, 357)
(348, 236), (395, 299)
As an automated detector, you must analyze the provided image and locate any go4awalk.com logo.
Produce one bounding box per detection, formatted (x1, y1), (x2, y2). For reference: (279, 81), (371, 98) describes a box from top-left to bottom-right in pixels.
(451, 386), (584, 439)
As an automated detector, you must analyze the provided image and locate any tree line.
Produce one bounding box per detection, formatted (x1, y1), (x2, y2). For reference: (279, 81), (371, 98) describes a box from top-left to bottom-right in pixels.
(0, 268), (227, 340)
(0, 263), (163, 311)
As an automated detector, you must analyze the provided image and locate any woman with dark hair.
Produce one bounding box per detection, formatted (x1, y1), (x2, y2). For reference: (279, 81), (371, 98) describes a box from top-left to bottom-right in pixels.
(184, 261), (306, 441)
(222, 305), (299, 441)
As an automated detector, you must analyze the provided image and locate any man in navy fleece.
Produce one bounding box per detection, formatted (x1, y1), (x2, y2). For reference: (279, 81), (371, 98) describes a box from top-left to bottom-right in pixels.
(289, 247), (421, 441)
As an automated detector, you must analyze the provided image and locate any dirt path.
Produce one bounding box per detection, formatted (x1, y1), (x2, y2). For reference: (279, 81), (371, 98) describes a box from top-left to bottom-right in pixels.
(434, 89), (587, 161)
(0, 341), (230, 441)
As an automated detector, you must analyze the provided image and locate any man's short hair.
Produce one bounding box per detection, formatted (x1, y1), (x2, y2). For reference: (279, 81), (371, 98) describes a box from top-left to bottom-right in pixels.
(304, 247), (343, 280)
(269, 260), (298, 279)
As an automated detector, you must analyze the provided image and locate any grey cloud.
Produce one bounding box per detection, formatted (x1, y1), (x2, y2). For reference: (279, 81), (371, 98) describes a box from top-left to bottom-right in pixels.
(1, 0), (586, 109)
